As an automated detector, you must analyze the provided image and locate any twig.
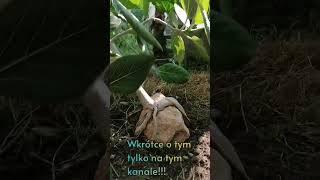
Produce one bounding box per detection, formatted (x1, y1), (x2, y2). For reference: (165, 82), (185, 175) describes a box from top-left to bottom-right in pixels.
(8, 98), (18, 122)
(186, 166), (195, 180)
(51, 135), (72, 180)
(179, 157), (186, 179)
(30, 152), (53, 166)
(69, 106), (82, 151)
(0, 26), (88, 74)
(110, 163), (119, 178)
(307, 55), (314, 69)
(0, 106), (40, 156)
(239, 83), (249, 133)
(260, 102), (286, 117)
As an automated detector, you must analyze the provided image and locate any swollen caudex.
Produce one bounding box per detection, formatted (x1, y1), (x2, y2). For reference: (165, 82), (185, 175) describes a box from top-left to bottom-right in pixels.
(135, 85), (190, 143)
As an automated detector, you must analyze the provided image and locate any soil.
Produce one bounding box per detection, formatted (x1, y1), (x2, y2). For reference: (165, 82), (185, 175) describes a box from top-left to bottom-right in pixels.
(0, 101), (106, 180)
(212, 35), (320, 180)
(0, 71), (210, 180)
(110, 71), (210, 179)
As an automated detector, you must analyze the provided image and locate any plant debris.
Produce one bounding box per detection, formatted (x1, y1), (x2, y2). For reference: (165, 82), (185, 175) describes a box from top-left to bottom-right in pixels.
(213, 38), (320, 180)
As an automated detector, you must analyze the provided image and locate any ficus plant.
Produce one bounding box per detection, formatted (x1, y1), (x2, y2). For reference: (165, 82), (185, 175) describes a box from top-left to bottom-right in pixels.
(109, 0), (210, 94)
(0, 0), (257, 179)
(109, 0), (211, 137)
(0, 0), (256, 137)
(0, 0), (256, 141)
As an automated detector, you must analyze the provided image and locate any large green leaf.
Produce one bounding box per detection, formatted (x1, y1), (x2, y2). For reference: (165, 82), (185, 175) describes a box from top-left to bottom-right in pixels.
(153, 0), (176, 13)
(199, 2), (210, 43)
(171, 35), (185, 65)
(168, 10), (181, 28)
(180, 0), (198, 20)
(174, 3), (190, 28)
(119, 0), (142, 9)
(212, 11), (257, 72)
(156, 63), (189, 84)
(194, 0), (209, 24)
(189, 36), (209, 62)
(0, 0), (107, 103)
(112, 0), (163, 51)
(130, 8), (145, 21)
(119, 0), (152, 15)
(110, 55), (154, 94)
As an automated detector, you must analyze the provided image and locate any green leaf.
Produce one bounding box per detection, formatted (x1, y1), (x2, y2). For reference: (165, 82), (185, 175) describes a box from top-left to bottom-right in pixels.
(171, 35), (185, 65)
(199, 2), (210, 43)
(110, 42), (122, 56)
(157, 63), (189, 84)
(128, 0), (141, 6)
(148, 2), (156, 18)
(189, 35), (209, 62)
(212, 11), (257, 72)
(153, 0), (175, 13)
(168, 10), (180, 28)
(112, 0), (163, 51)
(194, 0), (209, 24)
(174, 3), (190, 28)
(119, 0), (142, 9)
(137, 36), (152, 55)
(180, 0), (198, 20)
(110, 55), (154, 94)
(130, 9), (145, 21)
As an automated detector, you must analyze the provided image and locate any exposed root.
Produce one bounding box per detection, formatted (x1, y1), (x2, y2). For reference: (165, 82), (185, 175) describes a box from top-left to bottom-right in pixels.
(134, 86), (189, 136)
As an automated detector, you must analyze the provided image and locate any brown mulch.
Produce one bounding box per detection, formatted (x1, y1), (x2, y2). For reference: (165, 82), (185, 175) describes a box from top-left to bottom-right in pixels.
(212, 38), (320, 180)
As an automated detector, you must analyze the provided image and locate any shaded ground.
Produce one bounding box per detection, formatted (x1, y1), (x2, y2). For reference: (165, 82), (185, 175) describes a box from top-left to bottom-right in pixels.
(0, 71), (209, 180)
(0, 99), (105, 180)
(213, 35), (320, 180)
(110, 71), (210, 179)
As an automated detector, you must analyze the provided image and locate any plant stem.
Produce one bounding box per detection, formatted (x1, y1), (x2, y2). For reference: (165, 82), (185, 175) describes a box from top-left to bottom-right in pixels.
(110, 17), (185, 43)
(136, 86), (154, 108)
(151, 17), (176, 32)
(110, 29), (134, 43)
(110, 18), (153, 43)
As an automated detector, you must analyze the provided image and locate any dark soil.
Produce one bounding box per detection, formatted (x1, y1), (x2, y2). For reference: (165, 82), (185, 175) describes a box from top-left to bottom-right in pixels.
(0, 100), (105, 180)
(110, 72), (210, 179)
(212, 35), (320, 180)
(0, 72), (210, 180)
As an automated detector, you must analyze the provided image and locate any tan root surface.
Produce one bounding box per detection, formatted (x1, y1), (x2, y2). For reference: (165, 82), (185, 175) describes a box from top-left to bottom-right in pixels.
(135, 92), (190, 143)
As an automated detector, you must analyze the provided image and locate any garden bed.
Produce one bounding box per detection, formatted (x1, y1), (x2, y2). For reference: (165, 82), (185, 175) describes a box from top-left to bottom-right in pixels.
(213, 36), (320, 180)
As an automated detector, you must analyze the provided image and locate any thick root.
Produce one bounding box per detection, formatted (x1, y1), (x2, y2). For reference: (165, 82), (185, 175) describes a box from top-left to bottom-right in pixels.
(135, 92), (190, 142)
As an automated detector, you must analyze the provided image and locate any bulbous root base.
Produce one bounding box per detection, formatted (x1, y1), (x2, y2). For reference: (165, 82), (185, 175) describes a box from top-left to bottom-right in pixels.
(135, 93), (190, 143)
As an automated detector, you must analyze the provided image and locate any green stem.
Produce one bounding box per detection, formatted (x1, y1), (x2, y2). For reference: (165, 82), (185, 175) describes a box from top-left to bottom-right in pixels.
(110, 17), (185, 43)
(110, 18), (152, 43)
(151, 17), (176, 32)
(110, 29), (134, 43)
